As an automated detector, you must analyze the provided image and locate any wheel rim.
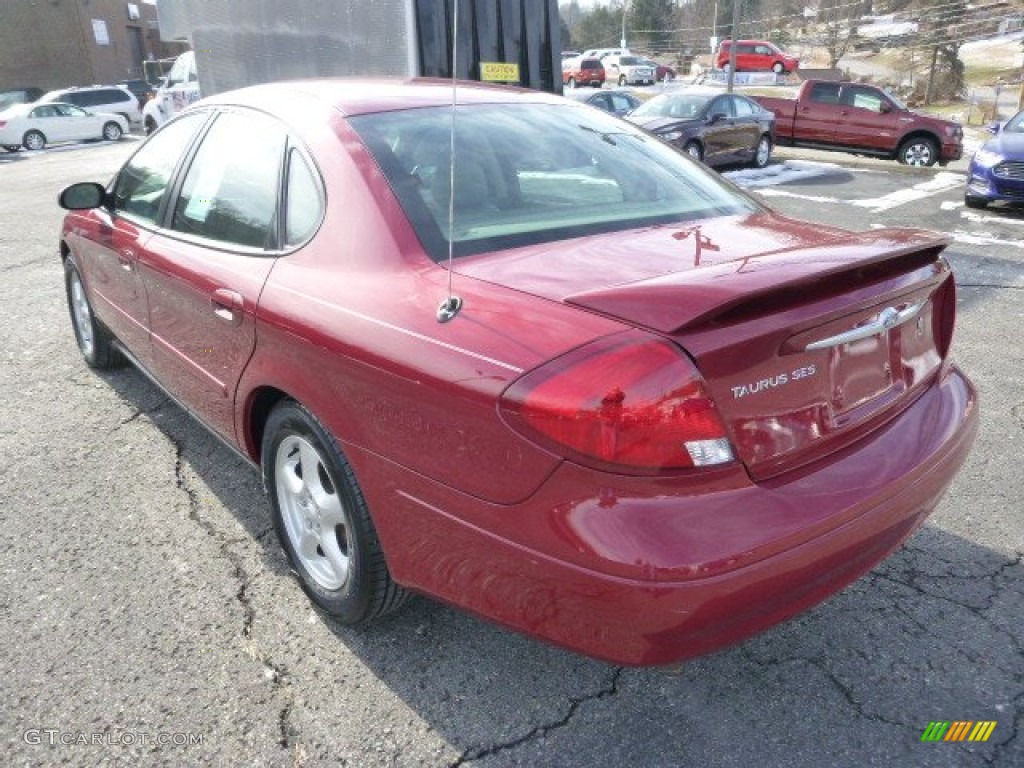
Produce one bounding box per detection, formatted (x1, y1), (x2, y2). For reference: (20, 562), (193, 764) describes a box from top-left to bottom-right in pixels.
(69, 271), (95, 357)
(103, 124), (121, 140)
(275, 434), (351, 590)
(686, 144), (701, 160)
(756, 137), (771, 166)
(25, 132), (43, 150)
(904, 143), (932, 166)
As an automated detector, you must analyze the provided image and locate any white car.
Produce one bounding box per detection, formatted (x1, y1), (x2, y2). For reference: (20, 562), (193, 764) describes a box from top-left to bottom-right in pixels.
(38, 85), (142, 125)
(0, 102), (127, 151)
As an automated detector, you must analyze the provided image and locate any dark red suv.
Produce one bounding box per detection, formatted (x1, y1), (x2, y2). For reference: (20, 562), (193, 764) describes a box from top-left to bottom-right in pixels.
(562, 57), (605, 88)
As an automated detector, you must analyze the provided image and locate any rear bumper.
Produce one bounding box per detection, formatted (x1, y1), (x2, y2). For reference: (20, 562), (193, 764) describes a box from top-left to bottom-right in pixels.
(363, 365), (977, 666)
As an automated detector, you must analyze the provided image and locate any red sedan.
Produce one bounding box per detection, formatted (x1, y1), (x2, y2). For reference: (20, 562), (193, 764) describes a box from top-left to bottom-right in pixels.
(58, 79), (977, 666)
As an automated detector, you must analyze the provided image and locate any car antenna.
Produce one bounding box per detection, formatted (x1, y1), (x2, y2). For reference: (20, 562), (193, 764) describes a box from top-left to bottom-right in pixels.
(436, 2), (463, 324)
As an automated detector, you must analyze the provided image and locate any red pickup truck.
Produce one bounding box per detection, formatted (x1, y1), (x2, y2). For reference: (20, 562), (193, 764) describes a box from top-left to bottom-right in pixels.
(754, 80), (963, 167)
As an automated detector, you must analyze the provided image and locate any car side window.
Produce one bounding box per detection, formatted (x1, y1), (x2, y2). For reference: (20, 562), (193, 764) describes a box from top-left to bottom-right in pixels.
(32, 105), (58, 118)
(709, 96), (734, 118)
(170, 111), (287, 249)
(846, 87), (885, 112)
(810, 83), (841, 105)
(732, 96), (755, 117)
(54, 104), (85, 117)
(284, 149), (324, 247)
(112, 112), (206, 225)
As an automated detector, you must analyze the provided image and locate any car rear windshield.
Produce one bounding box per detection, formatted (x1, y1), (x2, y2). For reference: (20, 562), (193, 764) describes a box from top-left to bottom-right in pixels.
(580, 59), (602, 70)
(349, 103), (757, 261)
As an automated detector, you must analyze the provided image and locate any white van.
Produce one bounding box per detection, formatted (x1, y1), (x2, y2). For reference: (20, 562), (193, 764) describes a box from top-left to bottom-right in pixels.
(142, 51), (200, 134)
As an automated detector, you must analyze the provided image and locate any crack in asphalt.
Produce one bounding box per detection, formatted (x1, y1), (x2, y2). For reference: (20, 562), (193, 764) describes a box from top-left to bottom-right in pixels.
(985, 689), (1023, 766)
(448, 667), (623, 766)
(736, 549), (1024, 761)
(117, 397), (171, 426)
(170, 433), (298, 756)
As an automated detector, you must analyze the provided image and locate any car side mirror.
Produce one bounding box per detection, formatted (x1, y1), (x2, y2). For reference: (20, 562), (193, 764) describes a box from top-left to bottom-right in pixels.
(708, 112), (726, 124)
(986, 121), (1001, 135)
(879, 102), (892, 114)
(59, 182), (107, 210)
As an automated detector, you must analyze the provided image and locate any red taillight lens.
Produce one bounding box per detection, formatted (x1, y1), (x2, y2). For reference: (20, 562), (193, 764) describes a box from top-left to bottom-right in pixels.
(0, 121), (7, 129)
(500, 334), (734, 471)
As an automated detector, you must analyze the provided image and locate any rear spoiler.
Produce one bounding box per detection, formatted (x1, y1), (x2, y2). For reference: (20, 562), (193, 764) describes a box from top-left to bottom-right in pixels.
(565, 229), (949, 334)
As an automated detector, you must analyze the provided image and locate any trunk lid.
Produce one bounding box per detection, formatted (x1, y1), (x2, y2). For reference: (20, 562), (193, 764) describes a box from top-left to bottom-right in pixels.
(456, 212), (954, 479)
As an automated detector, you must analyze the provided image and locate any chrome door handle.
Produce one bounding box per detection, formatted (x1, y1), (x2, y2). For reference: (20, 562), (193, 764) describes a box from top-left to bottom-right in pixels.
(804, 303), (925, 351)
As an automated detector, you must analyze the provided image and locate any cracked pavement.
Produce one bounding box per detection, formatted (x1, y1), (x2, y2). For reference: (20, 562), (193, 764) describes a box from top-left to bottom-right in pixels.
(0, 142), (1020, 767)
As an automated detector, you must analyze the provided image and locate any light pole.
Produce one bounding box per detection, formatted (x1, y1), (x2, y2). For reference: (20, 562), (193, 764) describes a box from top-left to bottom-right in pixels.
(621, 0), (630, 49)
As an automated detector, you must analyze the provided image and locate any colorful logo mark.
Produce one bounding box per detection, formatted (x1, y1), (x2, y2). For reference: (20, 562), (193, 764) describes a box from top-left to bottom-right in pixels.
(921, 721), (997, 742)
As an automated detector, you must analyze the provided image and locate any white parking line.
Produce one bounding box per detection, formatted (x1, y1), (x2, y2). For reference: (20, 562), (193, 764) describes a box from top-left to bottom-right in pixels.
(753, 171), (967, 213)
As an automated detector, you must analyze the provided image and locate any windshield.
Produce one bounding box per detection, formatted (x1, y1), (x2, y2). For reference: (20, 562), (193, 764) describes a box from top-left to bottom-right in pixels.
(350, 103), (757, 261)
(1004, 111), (1024, 133)
(631, 93), (710, 120)
(619, 57), (639, 65)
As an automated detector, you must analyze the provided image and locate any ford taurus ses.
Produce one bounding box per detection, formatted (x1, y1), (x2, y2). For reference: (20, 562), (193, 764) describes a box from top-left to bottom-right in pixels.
(58, 79), (977, 666)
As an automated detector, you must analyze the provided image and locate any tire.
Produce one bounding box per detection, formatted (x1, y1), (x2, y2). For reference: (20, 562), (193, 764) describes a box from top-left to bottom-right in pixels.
(752, 134), (772, 168)
(683, 140), (704, 161)
(772, 62), (784, 75)
(567, 77), (576, 88)
(64, 257), (122, 369)
(619, 75), (627, 86)
(897, 137), (938, 167)
(23, 130), (45, 151)
(263, 401), (409, 624)
(102, 121), (123, 141)
(964, 196), (988, 209)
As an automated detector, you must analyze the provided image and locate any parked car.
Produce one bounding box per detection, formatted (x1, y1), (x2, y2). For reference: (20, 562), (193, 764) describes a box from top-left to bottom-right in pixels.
(627, 88), (775, 167)
(0, 102), (126, 151)
(0, 86), (43, 111)
(716, 39), (799, 74)
(564, 88), (640, 116)
(601, 54), (655, 86)
(638, 57), (676, 82)
(753, 80), (963, 167)
(38, 85), (141, 125)
(57, 79), (976, 667)
(964, 109), (1024, 209)
(562, 57), (605, 88)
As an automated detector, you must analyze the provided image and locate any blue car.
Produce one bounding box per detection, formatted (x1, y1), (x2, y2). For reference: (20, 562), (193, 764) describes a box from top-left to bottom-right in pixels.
(965, 109), (1024, 209)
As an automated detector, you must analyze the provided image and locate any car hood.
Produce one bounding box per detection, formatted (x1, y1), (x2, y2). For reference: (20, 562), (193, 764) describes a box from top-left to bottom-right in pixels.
(628, 115), (700, 133)
(453, 211), (948, 333)
(984, 131), (1024, 158)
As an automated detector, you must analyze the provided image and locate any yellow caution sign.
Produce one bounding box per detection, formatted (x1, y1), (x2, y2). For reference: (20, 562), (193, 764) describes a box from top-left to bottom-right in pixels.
(480, 62), (520, 83)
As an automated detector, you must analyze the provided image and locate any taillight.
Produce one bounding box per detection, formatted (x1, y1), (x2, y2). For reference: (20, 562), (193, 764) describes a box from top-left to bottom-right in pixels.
(500, 333), (735, 472)
(0, 121), (7, 129)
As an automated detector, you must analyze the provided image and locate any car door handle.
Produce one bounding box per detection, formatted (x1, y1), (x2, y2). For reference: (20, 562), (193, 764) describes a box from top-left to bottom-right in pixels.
(211, 288), (244, 323)
(118, 249), (135, 272)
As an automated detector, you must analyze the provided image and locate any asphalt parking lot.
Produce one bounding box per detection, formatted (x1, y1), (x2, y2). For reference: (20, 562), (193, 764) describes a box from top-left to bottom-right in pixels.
(0, 139), (1021, 767)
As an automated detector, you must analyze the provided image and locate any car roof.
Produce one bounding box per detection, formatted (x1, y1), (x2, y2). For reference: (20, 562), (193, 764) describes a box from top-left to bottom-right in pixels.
(200, 78), (568, 118)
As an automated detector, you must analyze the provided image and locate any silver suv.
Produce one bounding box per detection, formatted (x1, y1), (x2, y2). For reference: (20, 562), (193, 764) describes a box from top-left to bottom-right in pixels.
(39, 85), (141, 125)
(601, 55), (655, 86)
